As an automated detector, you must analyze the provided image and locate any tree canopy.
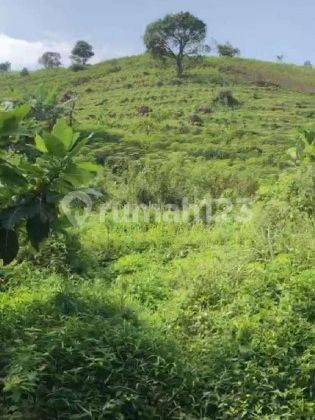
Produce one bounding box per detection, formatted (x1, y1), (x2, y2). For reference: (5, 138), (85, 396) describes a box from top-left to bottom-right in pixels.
(70, 41), (95, 65)
(0, 62), (11, 72)
(217, 42), (240, 57)
(144, 12), (208, 77)
(39, 52), (62, 69)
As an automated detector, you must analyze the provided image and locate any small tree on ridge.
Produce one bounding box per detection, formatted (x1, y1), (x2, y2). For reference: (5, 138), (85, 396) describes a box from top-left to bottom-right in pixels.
(217, 42), (240, 57)
(39, 52), (62, 69)
(304, 60), (312, 68)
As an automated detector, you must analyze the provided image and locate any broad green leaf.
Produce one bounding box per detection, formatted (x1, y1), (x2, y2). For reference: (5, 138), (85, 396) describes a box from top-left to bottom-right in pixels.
(0, 105), (31, 140)
(77, 162), (100, 173)
(35, 134), (48, 153)
(0, 228), (19, 265)
(0, 164), (28, 187)
(68, 133), (94, 157)
(62, 162), (97, 186)
(299, 128), (315, 145)
(0, 115), (19, 138)
(41, 133), (67, 157)
(52, 119), (76, 151)
(12, 104), (31, 119)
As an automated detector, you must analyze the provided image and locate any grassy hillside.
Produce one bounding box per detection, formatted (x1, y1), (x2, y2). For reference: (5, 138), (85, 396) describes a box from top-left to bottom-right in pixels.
(1, 55), (314, 202)
(0, 56), (314, 418)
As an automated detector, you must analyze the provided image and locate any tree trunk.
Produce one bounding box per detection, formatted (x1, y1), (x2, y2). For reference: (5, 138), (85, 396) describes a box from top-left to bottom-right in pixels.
(176, 55), (184, 78)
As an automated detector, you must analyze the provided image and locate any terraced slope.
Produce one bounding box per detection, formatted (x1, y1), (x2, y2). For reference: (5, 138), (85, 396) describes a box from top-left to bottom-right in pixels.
(1, 56), (314, 202)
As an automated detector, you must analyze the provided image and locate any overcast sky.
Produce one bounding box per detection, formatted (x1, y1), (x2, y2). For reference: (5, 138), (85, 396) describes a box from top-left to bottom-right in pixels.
(0, 0), (314, 69)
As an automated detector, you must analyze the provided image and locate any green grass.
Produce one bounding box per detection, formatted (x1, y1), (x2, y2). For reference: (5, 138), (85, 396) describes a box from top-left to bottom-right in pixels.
(1, 55), (315, 202)
(0, 55), (314, 418)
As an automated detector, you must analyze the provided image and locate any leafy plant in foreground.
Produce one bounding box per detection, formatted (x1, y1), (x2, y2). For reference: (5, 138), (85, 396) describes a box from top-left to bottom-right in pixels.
(0, 105), (99, 265)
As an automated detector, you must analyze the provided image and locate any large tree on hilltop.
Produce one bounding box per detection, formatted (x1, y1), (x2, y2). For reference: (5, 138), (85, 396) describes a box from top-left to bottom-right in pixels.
(144, 12), (208, 77)
(70, 41), (94, 65)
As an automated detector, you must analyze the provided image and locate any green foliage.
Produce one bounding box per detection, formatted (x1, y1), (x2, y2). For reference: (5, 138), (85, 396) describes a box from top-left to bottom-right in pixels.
(304, 60), (312, 68)
(213, 89), (240, 107)
(71, 40), (94, 65)
(0, 107), (98, 265)
(69, 62), (87, 72)
(0, 104), (30, 142)
(26, 214), (50, 250)
(144, 12), (208, 77)
(217, 42), (240, 57)
(28, 85), (76, 130)
(0, 228), (19, 265)
(0, 54), (314, 418)
(287, 128), (315, 165)
(0, 61), (11, 72)
(0, 166), (313, 417)
(38, 52), (62, 69)
(20, 67), (29, 77)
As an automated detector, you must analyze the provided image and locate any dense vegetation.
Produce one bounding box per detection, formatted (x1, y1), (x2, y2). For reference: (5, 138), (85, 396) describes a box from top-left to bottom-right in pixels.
(0, 55), (314, 418)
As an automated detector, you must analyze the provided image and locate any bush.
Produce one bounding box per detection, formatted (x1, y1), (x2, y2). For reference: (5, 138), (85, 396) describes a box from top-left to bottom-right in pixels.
(20, 232), (95, 276)
(20, 67), (29, 77)
(189, 114), (203, 126)
(69, 63), (87, 72)
(138, 105), (152, 116)
(213, 89), (240, 107)
(217, 42), (240, 57)
(197, 106), (212, 114)
(0, 61), (11, 72)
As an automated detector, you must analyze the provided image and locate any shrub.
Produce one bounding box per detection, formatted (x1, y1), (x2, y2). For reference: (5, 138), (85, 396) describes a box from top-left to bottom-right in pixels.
(0, 61), (11, 72)
(217, 42), (240, 57)
(69, 63), (87, 72)
(189, 114), (203, 126)
(20, 67), (29, 77)
(197, 106), (212, 114)
(213, 89), (240, 107)
(138, 105), (152, 116)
